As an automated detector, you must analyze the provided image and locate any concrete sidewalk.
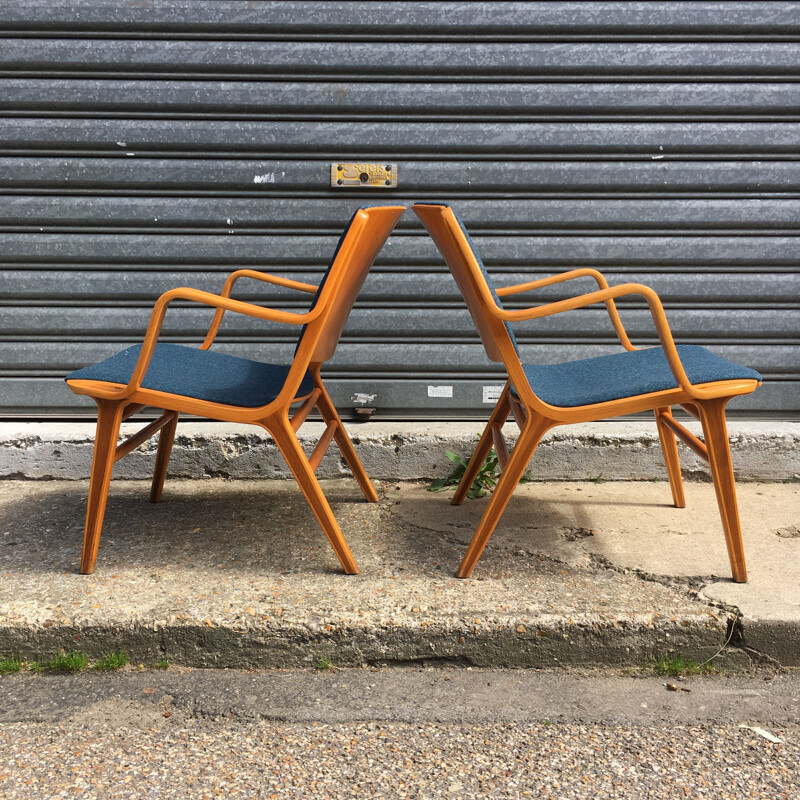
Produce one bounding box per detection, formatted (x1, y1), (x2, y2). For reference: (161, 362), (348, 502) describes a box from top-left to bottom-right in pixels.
(0, 477), (797, 669)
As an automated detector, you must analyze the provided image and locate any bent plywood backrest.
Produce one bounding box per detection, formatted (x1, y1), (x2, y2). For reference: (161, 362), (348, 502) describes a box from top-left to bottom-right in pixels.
(413, 203), (514, 364)
(310, 205), (407, 364)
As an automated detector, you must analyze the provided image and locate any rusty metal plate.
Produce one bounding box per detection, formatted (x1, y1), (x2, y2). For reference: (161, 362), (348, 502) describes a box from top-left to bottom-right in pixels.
(331, 163), (397, 188)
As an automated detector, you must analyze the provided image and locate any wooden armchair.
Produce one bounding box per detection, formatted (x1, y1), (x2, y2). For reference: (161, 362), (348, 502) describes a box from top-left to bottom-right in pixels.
(66, 205), (406, 575)
(413, 202), (761, 582)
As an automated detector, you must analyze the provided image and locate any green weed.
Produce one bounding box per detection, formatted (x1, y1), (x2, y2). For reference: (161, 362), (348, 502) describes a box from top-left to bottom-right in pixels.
(0, 657), (22, 676)
(47, 650), (89, 672)
(93, 652), (129, 671)
(153, 659), (171, 671)
(653, 653), (717, 677)
(315, 657), (333, 671)
(429, 449), (499, 499)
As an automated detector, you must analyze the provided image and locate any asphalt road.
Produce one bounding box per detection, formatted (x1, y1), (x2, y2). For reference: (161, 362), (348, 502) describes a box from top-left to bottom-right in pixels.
(0, 667), (798, 799)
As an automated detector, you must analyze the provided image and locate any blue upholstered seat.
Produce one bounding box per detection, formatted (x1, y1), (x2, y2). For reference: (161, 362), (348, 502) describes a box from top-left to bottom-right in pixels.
(67, 342), (314, 408)
(65, 210), (371, 407)
(426, 205), (761, 409)
(514, 345), (761, 408)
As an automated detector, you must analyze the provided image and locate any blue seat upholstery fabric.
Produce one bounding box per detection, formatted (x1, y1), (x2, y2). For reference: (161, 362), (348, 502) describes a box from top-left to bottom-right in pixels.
(65, 206), (382, 406)
(513, 345), (761, 408)
(66, 342), (314, 408)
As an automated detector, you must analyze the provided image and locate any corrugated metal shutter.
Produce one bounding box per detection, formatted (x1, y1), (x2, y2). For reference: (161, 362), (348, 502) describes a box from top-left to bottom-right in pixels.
(1, 1), (798, 418)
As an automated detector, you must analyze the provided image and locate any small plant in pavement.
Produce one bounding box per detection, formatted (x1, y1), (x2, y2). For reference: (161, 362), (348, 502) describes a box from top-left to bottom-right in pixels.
(654, 653), (717, 677)
(93, 651), (129, 671)
(0, 657), (22, 676)
(47, 650), (89, 672)
(315, 657), (333, 671)
(429, 449), (499, 499)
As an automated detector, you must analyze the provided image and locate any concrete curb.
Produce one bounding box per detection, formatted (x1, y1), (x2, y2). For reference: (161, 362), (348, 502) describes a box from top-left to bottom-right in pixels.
(1, 420), (798, 482)
(0, 618), (745, 672)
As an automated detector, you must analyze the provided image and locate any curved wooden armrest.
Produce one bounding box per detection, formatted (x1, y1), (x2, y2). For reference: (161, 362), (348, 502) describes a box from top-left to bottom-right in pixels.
(491, 282), (716, 400)
(108, 287), (323, 399)
(495, 268), (634, 350)
(202, 269), (319, 348)
(221, 269), (318, 295)
(495, 267), (609, 297)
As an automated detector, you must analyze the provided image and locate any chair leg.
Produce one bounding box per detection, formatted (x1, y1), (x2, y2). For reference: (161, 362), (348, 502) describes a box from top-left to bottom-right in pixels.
(150, 411), (179, 503)
(457, 412), (553, 578)
(453, 385), (512, 506)
(314, 381), (378, 503)
(80, 399), (126, 574)
(655, 407), (686, 508)
(695, 397), (747, 583)
(267, 417), (359, 575)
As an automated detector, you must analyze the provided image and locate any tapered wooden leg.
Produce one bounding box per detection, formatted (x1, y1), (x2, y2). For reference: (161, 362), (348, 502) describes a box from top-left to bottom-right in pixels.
(315, 381), (378, 503)
(453, 384), (512, 506)
(267, 417), (359, 575)
(655, 407), (686, 508)
(80, 399), (126, 574)
(696, 398), (747, 583)
(150, 411), (179, 503)
(457, 412), (553, 578)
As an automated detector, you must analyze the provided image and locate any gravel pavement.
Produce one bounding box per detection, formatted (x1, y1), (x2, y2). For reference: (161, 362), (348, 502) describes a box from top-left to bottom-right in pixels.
(1, 717), (796, 799)
(1, 668), (798, 799)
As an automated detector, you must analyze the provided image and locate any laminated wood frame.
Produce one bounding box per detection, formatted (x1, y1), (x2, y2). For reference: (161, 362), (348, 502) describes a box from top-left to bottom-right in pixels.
(414, 203), (760, 583)
(66, 205), (406, 575)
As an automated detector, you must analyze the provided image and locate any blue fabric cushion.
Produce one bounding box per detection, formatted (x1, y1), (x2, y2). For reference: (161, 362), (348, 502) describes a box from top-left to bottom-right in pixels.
(66, 342), (314, 407)
(513, 345), (761, 408)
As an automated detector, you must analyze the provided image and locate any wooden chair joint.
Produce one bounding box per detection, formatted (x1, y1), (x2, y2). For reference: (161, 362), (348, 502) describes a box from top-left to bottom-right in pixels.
(657, 412), (709, 463)
(490, 424), (509, 469)
(308, 419), (339, 472)
(121, 403), (146, 422)
(290, 389), (322, 432)
(679, 403), (701, 421)
(114, 411), (178, 463)
(508, 393), (527, 429)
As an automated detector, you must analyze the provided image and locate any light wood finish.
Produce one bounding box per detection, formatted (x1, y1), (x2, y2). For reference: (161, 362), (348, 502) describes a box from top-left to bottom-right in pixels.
(457, 412), (554, 578)
(495, 267), (635, 352)
(413, 203), (760, 583)
(313, 369), (379, 503)
(452, 384), (511, 506)
(81, 398), (126, 575)
(267, 415), (358, 575)
(657, 410), (709, 462)
(308, 420), (338, 472)
(508, 392), (527, 429)
(696, 397), (748, 583)
(150, 411), (179, 503)
(679, 402), (702, 421)
(113, 410), (176, 463)
(655, 407), (686, 508)
(67, 205), (405, 574)
(290, 389), (322, 432)
(491, 424), (510, 470)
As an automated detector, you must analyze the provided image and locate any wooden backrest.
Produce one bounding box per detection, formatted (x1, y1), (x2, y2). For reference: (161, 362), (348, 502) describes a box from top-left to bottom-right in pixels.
(297, 205), (406, 364)
(413, 203), (518, 364)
